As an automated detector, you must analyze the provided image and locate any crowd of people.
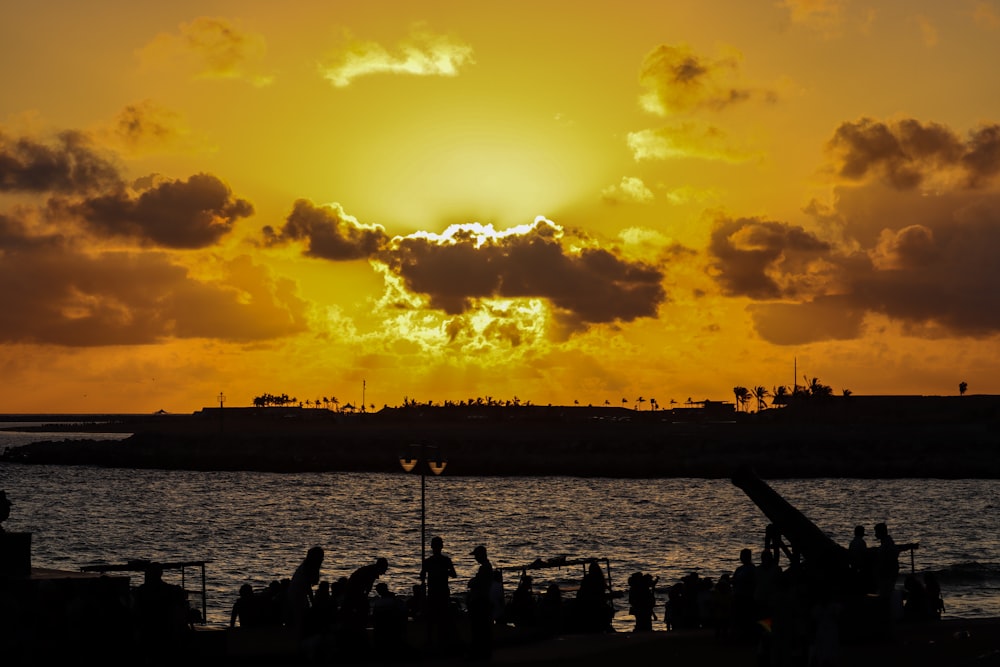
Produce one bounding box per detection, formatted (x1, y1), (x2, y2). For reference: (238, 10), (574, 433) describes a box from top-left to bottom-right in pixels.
(625, 521), (943, 667)
(226, 539), (511, 662)
(220, 522), (941, 664)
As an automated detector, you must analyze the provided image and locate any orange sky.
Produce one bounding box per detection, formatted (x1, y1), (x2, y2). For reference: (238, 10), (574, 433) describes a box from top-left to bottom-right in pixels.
(2, 1), (1000, 413)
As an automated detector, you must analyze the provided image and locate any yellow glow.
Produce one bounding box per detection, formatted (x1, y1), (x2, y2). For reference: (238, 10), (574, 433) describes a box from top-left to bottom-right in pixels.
(0, 2), (998, 413)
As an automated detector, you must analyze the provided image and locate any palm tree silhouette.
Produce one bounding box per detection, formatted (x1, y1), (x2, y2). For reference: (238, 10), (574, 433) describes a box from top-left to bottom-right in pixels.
(752, 386), (769, 412)
(733, 386), (750, 412)
(771, 386), (788, 407)
(636, 396), (646, 410)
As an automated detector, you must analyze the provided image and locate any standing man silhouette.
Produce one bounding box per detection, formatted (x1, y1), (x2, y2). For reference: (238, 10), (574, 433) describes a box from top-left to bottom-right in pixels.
(420, 536), (457, 653)
(467, 545), (494, 660)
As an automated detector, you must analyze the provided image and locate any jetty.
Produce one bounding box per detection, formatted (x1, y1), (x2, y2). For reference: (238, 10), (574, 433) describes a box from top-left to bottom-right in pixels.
(3, 397), (999, 477)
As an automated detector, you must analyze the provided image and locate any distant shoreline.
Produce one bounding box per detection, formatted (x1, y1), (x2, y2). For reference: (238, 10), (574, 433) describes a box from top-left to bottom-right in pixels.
(2, 406), (997, 478)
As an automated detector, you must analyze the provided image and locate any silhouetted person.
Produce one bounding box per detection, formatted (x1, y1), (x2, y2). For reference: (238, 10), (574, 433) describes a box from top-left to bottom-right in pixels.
(732, 547), (758, 638)
(576, 561), (612, 633)
(902, 574), (929, 622)
(924, 573), (944, 621)
(407, 583), (426, 620)
(627, 571), (657, 632)
(754, 549), (782, 622)
(490, 568), (506, 624)
(848, 525), (872, 592)
(371, 582), (408, 659)
(808, 583), (843, 667)
(537, 583), (564, 636)
(340, 557), (389, 656)
(309, 580), (335, 635)
(508, 574), (536, 629)
(873, 523), (900, 598)
(420, 535), (457, 652)
(466, 545), (494, 659)
(0, 490), (10, 531)
(286, 545), (324, 636)
(711, 573), (734, 638)
(663, 583), (682, 631)
(230, 583), (266, 629)
(261, 580), (286, 626)
(132, 563), (190, 662)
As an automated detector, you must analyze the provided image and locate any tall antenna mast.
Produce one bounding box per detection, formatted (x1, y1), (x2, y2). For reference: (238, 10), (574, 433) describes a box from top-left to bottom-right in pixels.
(793, 357), (797, 392)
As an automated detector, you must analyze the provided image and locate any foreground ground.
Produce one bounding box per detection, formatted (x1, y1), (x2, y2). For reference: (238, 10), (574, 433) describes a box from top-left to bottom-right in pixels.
(201, 618), (1000, 666)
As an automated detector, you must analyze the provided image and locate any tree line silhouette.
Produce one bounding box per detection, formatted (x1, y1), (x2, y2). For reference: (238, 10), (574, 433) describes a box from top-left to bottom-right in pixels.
(251, 379), (970, 415)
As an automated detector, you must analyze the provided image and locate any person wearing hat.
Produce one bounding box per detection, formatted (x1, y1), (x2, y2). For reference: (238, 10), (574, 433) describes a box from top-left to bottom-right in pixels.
(467, 545), (494, 660)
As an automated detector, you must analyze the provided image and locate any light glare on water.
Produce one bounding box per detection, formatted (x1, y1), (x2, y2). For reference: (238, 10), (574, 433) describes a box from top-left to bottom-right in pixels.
(2, 459), (996, 632)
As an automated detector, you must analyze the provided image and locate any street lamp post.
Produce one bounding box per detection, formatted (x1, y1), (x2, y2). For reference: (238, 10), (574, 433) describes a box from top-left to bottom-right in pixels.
(398, 444), (447, 583)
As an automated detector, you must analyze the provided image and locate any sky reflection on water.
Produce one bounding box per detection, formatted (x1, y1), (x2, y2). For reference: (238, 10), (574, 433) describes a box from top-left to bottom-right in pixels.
(2, 461), (996, 630)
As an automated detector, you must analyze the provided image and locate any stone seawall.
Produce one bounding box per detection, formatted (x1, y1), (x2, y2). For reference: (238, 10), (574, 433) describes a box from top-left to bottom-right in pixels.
(2, 417), (996, 478)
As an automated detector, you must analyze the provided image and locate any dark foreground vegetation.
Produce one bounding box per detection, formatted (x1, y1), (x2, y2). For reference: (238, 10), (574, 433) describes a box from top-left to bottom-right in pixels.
(2, 395), (998, 478)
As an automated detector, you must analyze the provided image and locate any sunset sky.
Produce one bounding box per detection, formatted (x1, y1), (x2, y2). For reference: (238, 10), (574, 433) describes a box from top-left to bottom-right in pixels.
(3, 1), (1000, 414)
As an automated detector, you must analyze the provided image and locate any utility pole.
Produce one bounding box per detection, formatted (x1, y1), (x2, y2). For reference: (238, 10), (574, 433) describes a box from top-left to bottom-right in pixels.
(217, 391), (226, 433)
(362, 379), (366, 413)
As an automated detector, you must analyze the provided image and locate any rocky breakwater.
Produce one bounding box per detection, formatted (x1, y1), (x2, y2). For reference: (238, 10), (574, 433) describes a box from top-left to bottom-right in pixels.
(2, 410), (998, 478)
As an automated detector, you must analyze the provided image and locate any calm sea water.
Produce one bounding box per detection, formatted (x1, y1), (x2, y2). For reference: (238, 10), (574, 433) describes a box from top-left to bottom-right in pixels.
(1, 428), (997, 632)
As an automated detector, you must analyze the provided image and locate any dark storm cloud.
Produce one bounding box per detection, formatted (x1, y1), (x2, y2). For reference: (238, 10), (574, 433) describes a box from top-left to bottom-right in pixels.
(708, 184), (1000, 343)
(56, 173), (253, 248)
(708, 117), (1000, 344)
(0, 214), (307, 346)
(262, 207), (667, 330)
(748, 296), (866, 345)
(0, 130), (123, 193)
(708, 217), (833, 299)
(262, 199), (389, 259)
(827, 118), (1000, 189)
(381, 218), (666, 327)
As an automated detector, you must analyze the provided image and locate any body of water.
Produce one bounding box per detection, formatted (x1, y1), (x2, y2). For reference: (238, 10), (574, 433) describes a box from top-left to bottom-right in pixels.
(1, 429), (997, 632)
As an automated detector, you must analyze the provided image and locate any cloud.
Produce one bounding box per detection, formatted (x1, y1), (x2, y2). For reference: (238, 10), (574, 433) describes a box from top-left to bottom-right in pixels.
(627, 124), (756, 162)
(826, 117), (1000, 189)
(914, 14), (940, 47)
(748, 295), (865, 344)
(601, 177), (654, 204)
(55, 172), (253, 248)
(0, 215), (306, 346)
(709, 118), (1000, 343)
(319, 23), (474, 87)
(972, 2), (1000, 30)
(262, 199), (389, 259)
(779, 0), (846, 32)
(138, 17), (273, 86)
(0, 130), (123, 193)
(380, 217), (666, 329)
(708, 216), (836, 300)
(264, 209), (667, 333)
(109, 100), (190, 155)
(638, 43), (773, 116)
